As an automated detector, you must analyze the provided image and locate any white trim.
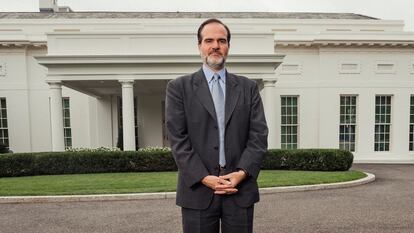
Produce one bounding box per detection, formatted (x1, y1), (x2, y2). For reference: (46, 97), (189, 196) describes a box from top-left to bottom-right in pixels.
(375, 61), (396, 74)
(280, 63), (302, 75)
(338, 61), (361, 74)
(0, 62), (6, 76)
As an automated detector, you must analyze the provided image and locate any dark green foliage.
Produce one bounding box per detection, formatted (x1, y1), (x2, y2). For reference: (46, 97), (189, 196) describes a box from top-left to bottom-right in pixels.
(0, 149), (353, 177)
(0, 150), (177, 177)
(262, 149), (353, 171)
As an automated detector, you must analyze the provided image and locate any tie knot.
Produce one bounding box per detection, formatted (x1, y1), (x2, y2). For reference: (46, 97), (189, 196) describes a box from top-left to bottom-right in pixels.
(213, 74), (220, 81)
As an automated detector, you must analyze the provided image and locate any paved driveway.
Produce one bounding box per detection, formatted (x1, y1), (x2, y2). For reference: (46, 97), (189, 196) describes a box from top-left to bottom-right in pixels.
(0, 164), (413, 233)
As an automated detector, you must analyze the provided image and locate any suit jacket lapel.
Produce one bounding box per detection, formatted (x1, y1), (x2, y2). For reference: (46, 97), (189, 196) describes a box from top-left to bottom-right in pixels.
(193, 69), (217, 122)
(225, 72), (240, 126)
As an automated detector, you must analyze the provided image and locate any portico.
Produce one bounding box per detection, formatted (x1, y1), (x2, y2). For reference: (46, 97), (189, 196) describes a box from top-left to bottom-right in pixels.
(35, 32), (283, 151)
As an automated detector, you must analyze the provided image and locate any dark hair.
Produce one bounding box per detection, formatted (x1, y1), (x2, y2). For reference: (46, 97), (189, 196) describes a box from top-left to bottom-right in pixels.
(197, 18), (231, 45)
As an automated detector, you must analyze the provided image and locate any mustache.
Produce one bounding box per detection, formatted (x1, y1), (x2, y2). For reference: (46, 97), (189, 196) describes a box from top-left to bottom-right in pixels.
(209, 48), (222, 56)
(209, 51), (223, 56)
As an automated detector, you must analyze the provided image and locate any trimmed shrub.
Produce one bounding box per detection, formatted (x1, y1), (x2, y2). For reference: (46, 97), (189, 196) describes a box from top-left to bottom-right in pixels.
(262, 149), (353, 171)
(0, 150), (177, 177)
(0, 148), (353, 177)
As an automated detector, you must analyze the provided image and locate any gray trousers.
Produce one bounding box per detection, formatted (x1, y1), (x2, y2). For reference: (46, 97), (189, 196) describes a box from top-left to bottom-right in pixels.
(181, 195), (254, 233)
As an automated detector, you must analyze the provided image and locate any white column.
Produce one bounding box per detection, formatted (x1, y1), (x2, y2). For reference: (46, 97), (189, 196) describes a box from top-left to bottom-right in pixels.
(48, 82), (65, 151)
(262, 79), (277, 149)
(120, 80), (136, 151)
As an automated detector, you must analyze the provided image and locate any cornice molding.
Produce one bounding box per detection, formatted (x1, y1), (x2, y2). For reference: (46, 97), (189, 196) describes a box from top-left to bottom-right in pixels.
(0, 41), (47, 49)
(35, 54), (285, 65)
(276, 40), (414, 48)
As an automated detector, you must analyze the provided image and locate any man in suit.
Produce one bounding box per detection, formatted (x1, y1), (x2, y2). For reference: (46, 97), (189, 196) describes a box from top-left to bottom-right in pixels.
(166, 18), (268, 233)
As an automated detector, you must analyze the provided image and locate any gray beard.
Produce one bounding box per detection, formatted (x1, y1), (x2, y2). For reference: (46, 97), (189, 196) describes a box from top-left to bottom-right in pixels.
(204, 55), (226, 71)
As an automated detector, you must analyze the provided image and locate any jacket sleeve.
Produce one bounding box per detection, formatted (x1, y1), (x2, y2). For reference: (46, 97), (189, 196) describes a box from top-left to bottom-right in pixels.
(165, 79), (210, 188)
(236, 82), (268, 179)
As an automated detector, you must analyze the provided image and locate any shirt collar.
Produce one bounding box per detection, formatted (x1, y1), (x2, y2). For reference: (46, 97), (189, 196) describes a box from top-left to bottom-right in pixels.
(202, 64), (226, 83)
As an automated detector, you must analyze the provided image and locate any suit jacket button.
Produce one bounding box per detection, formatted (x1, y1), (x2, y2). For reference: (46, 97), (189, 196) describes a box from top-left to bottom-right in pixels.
(214, 146), (218, 150)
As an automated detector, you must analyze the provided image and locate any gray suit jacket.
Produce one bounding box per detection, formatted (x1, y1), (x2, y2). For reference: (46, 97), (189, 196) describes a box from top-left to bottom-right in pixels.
(166, 68), (268, 209)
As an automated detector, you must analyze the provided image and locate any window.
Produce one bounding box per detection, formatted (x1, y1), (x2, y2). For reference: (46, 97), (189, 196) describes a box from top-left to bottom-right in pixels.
(281, 96), (298, 149)
(410, 96), (414, 151)
(62, 98), (72, 149)
(0, 98), (8, 147)
(374, 95), (392, 151)
(339, 96), (357, 152)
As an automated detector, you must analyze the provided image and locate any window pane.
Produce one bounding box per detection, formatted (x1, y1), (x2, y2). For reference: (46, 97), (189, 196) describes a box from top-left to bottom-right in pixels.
(64, 109), (70, 117)
(1, 109), (6, 118)
(351, 97), (356, 105)
(292, 126), (297, 134)
(0, 99), (6, 108)
(64, 119), (70, 127)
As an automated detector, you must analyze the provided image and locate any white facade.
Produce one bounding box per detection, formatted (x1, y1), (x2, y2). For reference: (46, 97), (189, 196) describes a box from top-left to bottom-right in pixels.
(0, 12), (414, 163)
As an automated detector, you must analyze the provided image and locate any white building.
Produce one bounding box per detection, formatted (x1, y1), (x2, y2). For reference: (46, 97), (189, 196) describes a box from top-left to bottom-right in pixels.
(1, 2), (414, 163)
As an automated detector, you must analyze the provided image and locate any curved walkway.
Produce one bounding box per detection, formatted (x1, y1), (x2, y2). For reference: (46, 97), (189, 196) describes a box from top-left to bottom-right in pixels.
(0, 172), (374, 204)
(0, 164), (413, 233)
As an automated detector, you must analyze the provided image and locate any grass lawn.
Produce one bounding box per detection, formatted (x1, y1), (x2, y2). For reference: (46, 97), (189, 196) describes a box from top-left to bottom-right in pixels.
(0, 170), (366, 196)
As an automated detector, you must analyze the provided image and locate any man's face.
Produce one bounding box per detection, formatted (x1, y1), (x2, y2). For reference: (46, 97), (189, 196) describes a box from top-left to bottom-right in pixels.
(198, 23), (229, 71)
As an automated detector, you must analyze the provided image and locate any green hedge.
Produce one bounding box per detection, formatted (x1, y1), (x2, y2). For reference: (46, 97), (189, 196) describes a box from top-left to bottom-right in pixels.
(263, 149), (353, 171)
(0, 149), (353, 177)
(0, 151), (177, 177)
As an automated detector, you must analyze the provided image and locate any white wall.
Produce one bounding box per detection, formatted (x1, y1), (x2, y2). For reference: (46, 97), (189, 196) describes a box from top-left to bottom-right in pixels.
(0, 49), (32, 152)
(274, 46), (414, 162)
(137, 93), (164, 148)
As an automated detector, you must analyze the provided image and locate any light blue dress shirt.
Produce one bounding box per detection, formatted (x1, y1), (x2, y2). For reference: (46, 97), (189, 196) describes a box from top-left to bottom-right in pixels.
(202, 64), (226, 97)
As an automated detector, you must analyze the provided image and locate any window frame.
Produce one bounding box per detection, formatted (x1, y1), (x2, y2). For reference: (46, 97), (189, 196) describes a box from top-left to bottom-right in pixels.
(339, 95), (358, 152)
(374, 95), (392, 152)
(409, 95), (414, 151)
(62, 97), (72, 149)
(280, 95), (299, 149)
(0, 97), (9, 148)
